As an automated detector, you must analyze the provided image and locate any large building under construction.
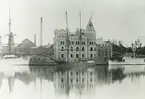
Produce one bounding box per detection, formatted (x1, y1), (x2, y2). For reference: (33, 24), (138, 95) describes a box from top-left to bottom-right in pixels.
(54, 18), (97, 62)
(53, 16), (112, 62)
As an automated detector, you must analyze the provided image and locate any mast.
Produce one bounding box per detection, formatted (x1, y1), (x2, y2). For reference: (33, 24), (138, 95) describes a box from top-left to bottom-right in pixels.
(66, 11), (69, 62)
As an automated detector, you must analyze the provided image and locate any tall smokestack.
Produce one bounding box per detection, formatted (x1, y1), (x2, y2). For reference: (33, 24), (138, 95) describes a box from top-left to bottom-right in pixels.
(40, 17), (43, 46)
(34, 34), (36, 46)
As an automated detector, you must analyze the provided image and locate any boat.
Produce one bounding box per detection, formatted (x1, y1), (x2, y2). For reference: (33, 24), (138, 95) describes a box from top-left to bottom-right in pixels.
(29, 55), (57, 66)
(108, 54), (145, 65)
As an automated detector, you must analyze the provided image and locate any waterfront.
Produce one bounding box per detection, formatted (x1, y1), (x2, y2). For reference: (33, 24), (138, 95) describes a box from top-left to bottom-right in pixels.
(0, 60), (144, 99)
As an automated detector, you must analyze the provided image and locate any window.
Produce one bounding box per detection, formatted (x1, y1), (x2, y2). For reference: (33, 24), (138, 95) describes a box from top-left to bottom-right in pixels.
(78, 41), (79, 44)
(61, 47), (64, 51)
(76, 41), (78, 45)
(90, 54), (93, 58)
(76, 54), (79, 58)
(61, 54), (64, 58)
(82, 54), (84, 58)
(61, 78), (64, 83)
(72, 41), (74, 45)
(90, 47), (93, 51)
(70, 54), (73, 58)
(105, 51), (108, 56)
(76, 47), (79, 51)
(71, 47), (73, 51)
(82, 47), (85, 51)
(61, 41), (64, 45)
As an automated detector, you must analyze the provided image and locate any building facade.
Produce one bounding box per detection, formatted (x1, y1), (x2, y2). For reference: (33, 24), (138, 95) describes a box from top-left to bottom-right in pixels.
(54, 18), (96, 62)
(96, 38), (112, 61)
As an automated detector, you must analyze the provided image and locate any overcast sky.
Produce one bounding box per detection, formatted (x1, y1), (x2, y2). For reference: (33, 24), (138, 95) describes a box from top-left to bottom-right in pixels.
(0, 0), (145, 46)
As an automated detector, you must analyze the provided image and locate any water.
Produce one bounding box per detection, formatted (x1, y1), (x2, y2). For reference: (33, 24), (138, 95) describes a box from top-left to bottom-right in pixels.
(0, 60), (145, 99)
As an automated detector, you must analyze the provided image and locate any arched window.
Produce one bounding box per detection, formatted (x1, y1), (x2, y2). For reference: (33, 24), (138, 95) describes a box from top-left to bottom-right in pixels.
(60, 41), (62, 44)
(61, 47), (64, 51)
(90, 47), (93, 51)
(72, 41), (74, 45)
(71, 47), (73, 51)
(76, 41), (78, 45)
(76, 47), (79, 51)
(82, 47), (85, 51)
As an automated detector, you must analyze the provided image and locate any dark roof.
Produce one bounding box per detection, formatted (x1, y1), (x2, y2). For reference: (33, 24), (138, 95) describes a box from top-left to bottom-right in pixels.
(16, 38), (35, 48)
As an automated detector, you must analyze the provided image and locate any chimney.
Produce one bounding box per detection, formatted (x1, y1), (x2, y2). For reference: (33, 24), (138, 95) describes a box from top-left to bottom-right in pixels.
(34, 34), (36, 46)
(40, 17), (43, 46)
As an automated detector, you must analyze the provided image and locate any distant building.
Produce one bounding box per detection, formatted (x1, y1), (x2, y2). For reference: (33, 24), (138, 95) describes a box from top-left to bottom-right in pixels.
(54, 18), (96, 62)
(96, 38), (112, 61)
(14, 38), (36, 55)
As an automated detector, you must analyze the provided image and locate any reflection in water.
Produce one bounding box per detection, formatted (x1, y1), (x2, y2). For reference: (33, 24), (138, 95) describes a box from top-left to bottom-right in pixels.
(0, 65), (145, 98)
(8, 76), (15, 93)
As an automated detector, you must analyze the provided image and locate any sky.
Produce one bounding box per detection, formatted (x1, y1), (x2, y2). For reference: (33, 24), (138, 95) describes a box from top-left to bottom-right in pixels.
(0, 0), (145, 46)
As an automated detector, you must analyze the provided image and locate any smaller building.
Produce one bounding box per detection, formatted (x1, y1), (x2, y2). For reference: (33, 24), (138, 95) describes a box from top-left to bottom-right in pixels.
(14, 38), (36, 56)
(95, 38), (112, 63)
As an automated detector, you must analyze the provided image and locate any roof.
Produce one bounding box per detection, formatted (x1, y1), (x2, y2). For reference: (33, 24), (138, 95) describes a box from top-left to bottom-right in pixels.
(86, 17), (95, 32)
(96, 38), (111, 45)
(16, 38), (35, 48)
